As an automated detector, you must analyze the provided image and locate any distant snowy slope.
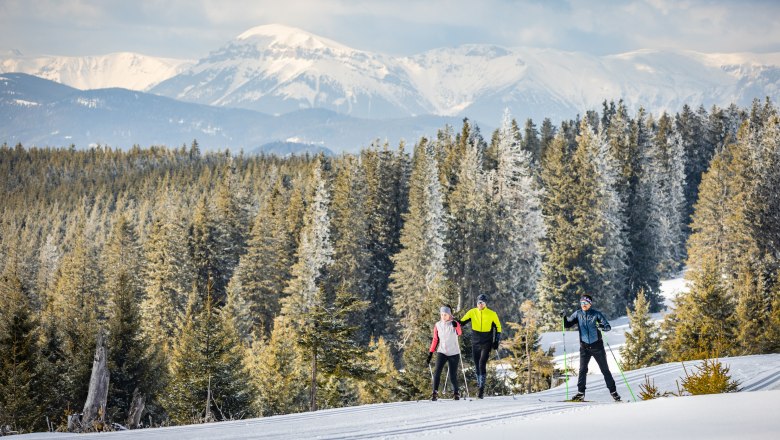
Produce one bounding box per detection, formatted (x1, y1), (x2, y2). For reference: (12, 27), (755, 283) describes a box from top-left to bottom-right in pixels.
(0, 51), (193, 90)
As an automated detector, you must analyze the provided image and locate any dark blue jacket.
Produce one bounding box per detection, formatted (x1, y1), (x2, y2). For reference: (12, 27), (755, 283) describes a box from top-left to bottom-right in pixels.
(564, 309), (611, 345)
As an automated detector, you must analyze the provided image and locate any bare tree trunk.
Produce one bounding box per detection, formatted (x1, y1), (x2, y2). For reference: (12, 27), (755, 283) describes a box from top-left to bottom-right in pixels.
(205, 375), (213, 423)
(81, 329), (110, 431)
(126, 388), (145, 429)
(309, 349), (317, 412)
(526, 328), (532, 394)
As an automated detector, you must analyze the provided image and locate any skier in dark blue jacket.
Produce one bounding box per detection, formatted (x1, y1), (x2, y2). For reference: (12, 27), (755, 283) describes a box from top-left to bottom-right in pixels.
(563, 294), (621, 402)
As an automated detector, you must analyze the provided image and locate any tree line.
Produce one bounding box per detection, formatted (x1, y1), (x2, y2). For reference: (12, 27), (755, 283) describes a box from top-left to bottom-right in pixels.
(1, 99), (778, 433)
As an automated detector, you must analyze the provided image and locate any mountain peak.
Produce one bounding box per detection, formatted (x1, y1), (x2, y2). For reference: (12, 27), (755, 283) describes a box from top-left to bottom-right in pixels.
(235, 24), (349, 52)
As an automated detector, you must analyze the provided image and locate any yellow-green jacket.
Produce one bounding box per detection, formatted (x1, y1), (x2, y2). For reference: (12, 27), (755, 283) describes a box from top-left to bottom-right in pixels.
(460, 307), (502, 345)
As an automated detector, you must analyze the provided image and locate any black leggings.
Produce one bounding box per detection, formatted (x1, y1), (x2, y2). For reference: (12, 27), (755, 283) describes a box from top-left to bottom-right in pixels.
(472, 343), (491, 378)
(432, 353), (460, 393)
(578, 340), (616, 393)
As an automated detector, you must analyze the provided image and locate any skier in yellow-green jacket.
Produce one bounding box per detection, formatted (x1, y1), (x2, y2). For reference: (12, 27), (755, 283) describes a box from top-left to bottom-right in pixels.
(457, 294), (502, 399)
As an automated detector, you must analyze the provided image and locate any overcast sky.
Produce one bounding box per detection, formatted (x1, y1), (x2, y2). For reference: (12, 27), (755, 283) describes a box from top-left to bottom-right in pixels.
(2, 0), (780, 59)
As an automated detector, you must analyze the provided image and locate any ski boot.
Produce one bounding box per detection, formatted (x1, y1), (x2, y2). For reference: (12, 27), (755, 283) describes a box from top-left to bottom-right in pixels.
(453, 392), (460, 401)
(570, 392), (585, 402)
(477, 387), (485, 399)
(611, 391), (621, 402)
(431, 390), (438, 401)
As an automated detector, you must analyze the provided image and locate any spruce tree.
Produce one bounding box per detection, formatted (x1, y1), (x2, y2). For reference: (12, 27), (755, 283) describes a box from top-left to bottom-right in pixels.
(487, 110), (545, 322)
(49, 229), (102, 411)
(620, 290), (662, 370)
(0, 264), (44, 433)
(327, 157), (373, 344)
(661, 257), (737, 361)
(389, 138), (449, 396)
(249, 316), (308, 416)
(361, 143), (409, 342)
(164, 286), (255, 425)
(503, 300), (554, 394)
(142, 198), (193, 353)
(103, 216), (162, 427)
(226, 178), (292, 342)
(447, 134), (488, 311)
(358, 337), (401, 404)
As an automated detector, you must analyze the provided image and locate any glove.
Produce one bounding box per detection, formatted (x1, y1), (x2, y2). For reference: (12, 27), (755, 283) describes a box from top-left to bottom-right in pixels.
(561, 312), (567, 318)
(426, 352), (432, 365)
(451, 320), (458, 328)
(492, 333), (501, 350)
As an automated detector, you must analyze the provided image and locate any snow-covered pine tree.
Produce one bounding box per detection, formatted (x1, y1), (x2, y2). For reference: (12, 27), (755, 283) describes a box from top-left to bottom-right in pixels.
(583, 119), (628, 317)
(390, 137), (448, 396)
(327, 156), (373, 344)
(360, 143), (409, 342)
(142, 196), (193, 353)
(654, 113), (687, 273)
(447, 134), (488, 312)
(620, 290), (662, 370)
(49, 227), (102, 411)
(226, 177), (292, 342)
(103, 216), (162, 428)
(537, 131), (584, 325)
(486, 110), (545, 322)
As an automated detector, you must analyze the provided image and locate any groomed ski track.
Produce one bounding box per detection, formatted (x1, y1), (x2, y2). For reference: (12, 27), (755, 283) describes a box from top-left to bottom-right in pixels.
(16, 353), (780, 440)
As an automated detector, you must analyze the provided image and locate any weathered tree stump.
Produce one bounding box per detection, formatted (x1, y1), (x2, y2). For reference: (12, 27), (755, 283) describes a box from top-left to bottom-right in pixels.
(81, 329), (110, 431)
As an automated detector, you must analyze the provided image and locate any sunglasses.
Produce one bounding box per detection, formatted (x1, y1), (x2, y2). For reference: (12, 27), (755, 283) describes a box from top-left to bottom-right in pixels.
(477, 301), (486, 305)
(580, 301), (591, 306)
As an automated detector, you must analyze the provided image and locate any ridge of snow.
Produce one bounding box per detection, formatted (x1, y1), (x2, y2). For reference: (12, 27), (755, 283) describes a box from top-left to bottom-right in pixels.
(0, 52), (193, 91)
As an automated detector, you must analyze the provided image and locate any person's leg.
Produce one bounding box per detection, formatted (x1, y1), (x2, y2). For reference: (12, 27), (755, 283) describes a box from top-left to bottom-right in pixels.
(471, 344), (482, 378)
(432, 353), (447, 392)
(591, 343), (617, 393)
(577, 345), (592, 393)
(478, 346), (490, 382)
(447, 355), (459, 394)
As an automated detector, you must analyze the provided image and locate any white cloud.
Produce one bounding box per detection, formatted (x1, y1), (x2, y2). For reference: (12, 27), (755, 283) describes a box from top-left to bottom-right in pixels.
(1, 0), (779, 58)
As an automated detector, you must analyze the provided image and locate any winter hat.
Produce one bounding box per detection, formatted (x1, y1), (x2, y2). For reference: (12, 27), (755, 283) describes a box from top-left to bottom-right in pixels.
(477, 294), (488, 305)
(440, 306), (452, 316)
(580, 295), (593, 305)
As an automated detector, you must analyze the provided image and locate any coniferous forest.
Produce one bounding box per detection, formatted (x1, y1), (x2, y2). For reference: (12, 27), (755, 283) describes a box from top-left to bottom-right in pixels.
(1, 99), (779, 433)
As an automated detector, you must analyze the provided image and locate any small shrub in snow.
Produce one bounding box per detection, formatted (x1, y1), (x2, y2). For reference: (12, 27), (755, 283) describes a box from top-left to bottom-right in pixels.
(681, 358), (739, 395)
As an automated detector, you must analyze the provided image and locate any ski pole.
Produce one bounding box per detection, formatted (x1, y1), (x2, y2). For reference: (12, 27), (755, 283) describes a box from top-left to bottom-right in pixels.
(600, 329), (637, 402)
(458, 352), (470, 399)
(562, 316), (569, 401)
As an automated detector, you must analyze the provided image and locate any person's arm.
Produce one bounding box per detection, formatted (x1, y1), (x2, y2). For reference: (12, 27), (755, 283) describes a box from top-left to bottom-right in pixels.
(492, 312), (502, 349)
(562, 311), (579, 328)
(453, 320), (462, 336)
(596, 312), (612, 332)
(429, 325), (440, 353)
(427, 325), (439, 364)
(460, 309), (473, 326)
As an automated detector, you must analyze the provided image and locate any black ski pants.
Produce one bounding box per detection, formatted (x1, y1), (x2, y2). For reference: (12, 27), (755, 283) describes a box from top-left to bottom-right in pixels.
(577, 339), (616, 393)
(472, 342), (491, 379)
(432, 352), (459, 393)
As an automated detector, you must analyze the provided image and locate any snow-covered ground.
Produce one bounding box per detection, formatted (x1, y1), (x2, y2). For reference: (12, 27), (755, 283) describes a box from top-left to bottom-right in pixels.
(19, 275), (780, 439)
(16, 354), (780, 439)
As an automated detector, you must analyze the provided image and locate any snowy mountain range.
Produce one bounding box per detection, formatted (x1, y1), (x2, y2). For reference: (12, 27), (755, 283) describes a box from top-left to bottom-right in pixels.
(0, 50), (192, 91)
(0, 72), (460, 152)
(4, 24), (780, 151)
